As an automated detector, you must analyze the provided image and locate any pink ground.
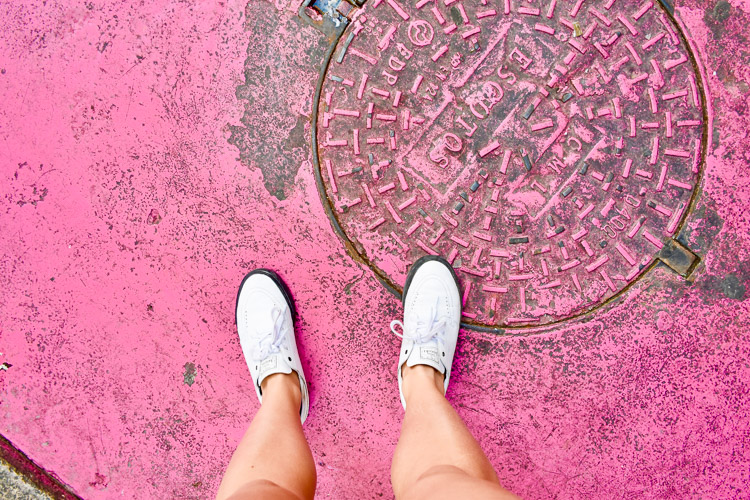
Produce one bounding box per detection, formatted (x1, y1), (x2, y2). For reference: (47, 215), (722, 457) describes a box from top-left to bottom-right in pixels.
(1, 0), (749, 498)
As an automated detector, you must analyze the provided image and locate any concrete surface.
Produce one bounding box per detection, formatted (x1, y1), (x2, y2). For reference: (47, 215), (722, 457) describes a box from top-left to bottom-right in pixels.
(0, 0), (749, 499)
(0, 459), (52, 500)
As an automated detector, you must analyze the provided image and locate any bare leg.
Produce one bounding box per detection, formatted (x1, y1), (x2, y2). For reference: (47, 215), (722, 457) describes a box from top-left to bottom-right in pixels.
(391, 365), (519, 500)
(216, 373), (316, 500)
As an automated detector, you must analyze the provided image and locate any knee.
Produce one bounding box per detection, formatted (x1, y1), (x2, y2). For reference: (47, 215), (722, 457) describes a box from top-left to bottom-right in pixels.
(397, 465), (466, 500)
(223, 479), (304, 500)
(399, 465), (513, 500)
(420, 461), (498, 485)
(416, 464), (467, 483)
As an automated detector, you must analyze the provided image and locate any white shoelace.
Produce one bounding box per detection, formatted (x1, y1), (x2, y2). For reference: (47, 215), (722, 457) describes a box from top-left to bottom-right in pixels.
(251, 307), (287, 362)
(390, 297), (448, 349)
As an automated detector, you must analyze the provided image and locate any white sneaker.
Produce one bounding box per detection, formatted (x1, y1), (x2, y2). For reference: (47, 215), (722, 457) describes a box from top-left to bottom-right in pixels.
(391, 256), (462, 409)
(235, 269), (309, 423)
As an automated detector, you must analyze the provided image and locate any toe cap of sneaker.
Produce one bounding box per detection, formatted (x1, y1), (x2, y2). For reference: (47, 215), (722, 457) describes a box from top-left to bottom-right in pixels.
(406, 261), (460, 303)
(237, 274), (289, 318)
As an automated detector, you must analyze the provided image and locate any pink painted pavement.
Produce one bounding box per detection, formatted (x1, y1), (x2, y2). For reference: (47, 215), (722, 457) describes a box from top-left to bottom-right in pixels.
(1, 0), (749, 498)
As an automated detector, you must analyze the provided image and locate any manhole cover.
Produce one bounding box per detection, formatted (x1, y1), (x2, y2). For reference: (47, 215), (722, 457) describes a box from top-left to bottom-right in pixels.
(313, 0), (705, 329)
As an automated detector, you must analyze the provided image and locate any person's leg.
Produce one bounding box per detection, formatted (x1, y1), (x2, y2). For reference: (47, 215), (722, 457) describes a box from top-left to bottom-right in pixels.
(217, 269), (315, 500)
(216, 372), (316, 500)
(391, 365), (518, 500)
(389, 257), (518, 500)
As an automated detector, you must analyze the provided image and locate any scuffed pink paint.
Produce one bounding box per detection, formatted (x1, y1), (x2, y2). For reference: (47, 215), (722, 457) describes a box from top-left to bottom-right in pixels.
(0, 0), (748, 499)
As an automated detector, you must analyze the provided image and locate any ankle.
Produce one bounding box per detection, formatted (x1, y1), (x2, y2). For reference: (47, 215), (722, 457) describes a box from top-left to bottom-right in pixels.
(402, 364), (445, 402)
(260, 372), (302, 408)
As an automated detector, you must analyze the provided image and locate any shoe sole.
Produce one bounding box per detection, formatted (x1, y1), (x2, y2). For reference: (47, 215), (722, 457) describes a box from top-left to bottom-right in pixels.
(234, 269), (297, 325)
(401, 255), (461, 307)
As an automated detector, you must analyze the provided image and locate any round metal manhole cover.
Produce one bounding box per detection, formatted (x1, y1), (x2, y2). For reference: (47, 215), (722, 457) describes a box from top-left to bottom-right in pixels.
(313, 0), (705, 329)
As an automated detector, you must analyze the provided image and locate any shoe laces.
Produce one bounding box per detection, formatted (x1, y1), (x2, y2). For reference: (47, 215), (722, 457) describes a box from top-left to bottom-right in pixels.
(251, 307), (287, 362)
(390, 296), (448, 349)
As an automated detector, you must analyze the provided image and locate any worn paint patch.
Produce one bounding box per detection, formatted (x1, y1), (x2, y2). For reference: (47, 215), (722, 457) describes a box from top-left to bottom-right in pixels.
(698, 264), (750, 302)
(720, 274), (746, 300)
(183, 362), (197, 386)
(703, 1), (733, 39)
(228, 2), (328, 200)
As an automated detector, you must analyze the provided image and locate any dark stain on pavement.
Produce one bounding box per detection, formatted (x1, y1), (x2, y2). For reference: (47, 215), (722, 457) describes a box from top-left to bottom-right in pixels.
(183, 362), (196, 386)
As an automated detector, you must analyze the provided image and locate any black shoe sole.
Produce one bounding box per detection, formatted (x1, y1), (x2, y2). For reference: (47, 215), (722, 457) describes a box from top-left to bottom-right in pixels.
(401, 255), (461, 307)
(234, 269), (297, 325)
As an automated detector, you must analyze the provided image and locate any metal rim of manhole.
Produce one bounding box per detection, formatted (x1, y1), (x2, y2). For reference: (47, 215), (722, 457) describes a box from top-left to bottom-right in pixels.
(310, 0), (708, 332)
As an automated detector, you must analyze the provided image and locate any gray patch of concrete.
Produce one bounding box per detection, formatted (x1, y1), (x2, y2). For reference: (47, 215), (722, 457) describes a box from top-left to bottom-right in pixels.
(228, 2), (329, 200)
(0, 459), (52, 500)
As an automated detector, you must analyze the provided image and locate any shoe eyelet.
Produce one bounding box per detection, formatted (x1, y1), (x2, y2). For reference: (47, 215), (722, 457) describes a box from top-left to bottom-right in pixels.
(442, 352), (445, 356)
(405, 349), (408, 354)
(288, 357), (292, 362)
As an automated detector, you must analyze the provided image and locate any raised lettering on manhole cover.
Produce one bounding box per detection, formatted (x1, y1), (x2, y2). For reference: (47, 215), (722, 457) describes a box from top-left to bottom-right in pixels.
(314, 0), (705, 328)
